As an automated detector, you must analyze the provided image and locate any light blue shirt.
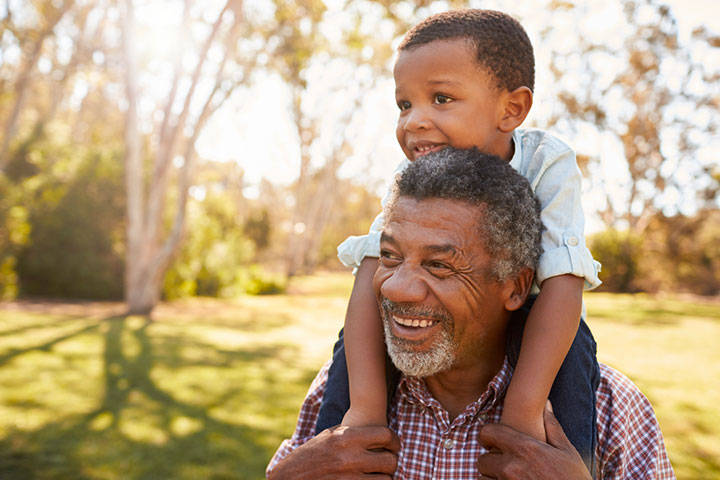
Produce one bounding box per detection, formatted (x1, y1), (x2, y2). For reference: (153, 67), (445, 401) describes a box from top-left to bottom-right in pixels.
(337, 128), (602, 292)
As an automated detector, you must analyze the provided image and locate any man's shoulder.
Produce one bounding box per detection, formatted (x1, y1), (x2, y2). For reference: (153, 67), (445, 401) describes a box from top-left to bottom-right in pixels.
(595, 363), (676, 479)
(597, 363), (651, 408)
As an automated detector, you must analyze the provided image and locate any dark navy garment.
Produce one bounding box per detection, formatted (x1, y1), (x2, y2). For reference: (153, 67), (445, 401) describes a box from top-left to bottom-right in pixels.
(315, 295), (599, 477)
(505, 295), (599, 477)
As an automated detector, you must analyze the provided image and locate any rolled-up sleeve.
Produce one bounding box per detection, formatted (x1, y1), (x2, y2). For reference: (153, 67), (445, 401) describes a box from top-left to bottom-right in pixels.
(337, 212), (384, 269)
(531, 145), (602, 290)
(337, 159), (410, 270)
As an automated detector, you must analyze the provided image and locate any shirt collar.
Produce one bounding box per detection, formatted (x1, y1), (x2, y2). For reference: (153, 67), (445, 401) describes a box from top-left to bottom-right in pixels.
(509, 129), (523, 170)
(397, 357), (514, 419)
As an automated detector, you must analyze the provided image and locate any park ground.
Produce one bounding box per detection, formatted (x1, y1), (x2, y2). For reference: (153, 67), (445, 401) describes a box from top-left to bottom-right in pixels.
(0, 272), (719, 479)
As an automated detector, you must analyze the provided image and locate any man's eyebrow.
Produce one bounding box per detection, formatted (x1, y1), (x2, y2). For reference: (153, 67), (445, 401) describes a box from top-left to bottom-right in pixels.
(380, 232), (396, 245)
(380, 232), (458, 255)
(424, 244), (458, 255)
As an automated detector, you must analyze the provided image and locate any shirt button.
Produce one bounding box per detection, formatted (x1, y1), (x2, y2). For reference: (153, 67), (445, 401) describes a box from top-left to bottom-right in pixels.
(443, 438), (455, 450)
(567, 236), (579, 246)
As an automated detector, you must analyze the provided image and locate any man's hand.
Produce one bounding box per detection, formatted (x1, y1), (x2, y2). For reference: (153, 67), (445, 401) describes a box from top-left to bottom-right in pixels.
(268, 425), (400, 480)
(477, 403), (592, 480)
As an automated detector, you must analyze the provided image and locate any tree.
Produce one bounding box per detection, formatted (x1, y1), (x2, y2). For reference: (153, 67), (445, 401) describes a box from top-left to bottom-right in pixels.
(268, 0), (467, 277)
(541, 0), (720, 233)
(119, 0), (255, 314)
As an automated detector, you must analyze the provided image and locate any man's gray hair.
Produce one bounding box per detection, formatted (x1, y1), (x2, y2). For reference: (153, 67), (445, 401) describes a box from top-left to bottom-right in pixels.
(386, 147), (543, 281)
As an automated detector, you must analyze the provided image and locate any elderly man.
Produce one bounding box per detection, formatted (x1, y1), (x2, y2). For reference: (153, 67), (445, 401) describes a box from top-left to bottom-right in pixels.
(267, 148), (675, 479)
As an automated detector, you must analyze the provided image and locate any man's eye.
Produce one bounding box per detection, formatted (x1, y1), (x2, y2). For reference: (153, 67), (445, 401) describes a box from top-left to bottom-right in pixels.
(428, 261), (449, 269)
(397, 100), (411, 111)
(426, 261), (453, 275)
(434, 94), (453, 104)
(379, 250), (401, 266)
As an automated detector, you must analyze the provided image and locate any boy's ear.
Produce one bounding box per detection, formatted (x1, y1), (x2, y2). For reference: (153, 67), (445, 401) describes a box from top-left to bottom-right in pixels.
(502, 267), (534, 312)
(498, 86), (533, 133)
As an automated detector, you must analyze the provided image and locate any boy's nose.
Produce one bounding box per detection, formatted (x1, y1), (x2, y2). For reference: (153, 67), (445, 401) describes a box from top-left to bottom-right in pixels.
(379, 264), (428, 304)
(404, 107), (432, 131)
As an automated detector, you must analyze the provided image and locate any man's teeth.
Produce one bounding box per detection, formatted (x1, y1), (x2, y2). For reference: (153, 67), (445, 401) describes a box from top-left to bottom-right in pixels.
(393, 315), (436, 328)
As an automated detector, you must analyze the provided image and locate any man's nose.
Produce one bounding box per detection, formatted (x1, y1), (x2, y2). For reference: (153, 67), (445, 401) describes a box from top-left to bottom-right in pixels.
(403, 106), (431, 131)
(380, 264), (428, 304)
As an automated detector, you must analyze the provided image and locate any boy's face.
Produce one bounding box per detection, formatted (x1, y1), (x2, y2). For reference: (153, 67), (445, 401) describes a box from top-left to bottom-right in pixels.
(394, 38), (510, 161)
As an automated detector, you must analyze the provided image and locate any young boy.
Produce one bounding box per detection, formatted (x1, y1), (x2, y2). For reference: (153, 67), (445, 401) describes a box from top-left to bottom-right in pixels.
(317, 9), (602, 474)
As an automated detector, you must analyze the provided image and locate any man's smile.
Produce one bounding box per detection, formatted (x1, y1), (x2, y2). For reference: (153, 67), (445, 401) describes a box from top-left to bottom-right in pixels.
(392, 314), (437, 328)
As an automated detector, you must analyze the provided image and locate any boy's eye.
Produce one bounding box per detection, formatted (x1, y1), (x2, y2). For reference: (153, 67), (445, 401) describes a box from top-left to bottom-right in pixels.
(434, 94), (453, 105)
(397, 100), (411, 111)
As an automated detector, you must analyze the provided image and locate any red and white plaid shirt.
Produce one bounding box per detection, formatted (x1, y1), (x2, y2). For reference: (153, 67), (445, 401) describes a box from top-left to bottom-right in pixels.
(267, 359), (675, 479)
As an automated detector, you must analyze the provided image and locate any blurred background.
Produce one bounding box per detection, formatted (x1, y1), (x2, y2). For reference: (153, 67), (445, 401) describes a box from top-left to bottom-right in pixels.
(0, 0), (718, 478)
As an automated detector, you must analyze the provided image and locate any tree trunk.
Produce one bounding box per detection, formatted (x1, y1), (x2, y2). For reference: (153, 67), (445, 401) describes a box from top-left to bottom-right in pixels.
(120, 0), (240, 315)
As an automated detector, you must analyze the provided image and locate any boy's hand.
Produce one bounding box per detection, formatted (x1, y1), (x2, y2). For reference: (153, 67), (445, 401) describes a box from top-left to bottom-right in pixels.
(342, 405), (388, 427)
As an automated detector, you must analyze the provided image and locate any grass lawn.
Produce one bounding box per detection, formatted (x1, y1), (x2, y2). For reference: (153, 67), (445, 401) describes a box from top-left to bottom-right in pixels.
(0, 272), (718, 479)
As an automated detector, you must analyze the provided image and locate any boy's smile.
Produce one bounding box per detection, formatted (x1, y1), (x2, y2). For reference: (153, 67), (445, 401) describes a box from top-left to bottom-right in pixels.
(394, 38), (513, 162)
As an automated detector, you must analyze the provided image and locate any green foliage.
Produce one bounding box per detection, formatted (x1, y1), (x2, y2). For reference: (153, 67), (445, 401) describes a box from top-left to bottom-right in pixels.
(590, 211), (720, 295)
(642, 211), (720, 295)
(164, 192), (286, 299)
(238, 266), (286, 295)
(243, 208), (272, 252)
(0, 177), (30, 299)
(16, 151), (125, 300)
(590, 229), (644, 292)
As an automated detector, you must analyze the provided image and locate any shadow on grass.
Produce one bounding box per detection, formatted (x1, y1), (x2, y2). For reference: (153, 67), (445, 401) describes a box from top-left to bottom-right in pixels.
(0, 322), (100, 366)
(0, 315), (91, 338)
(0, 313), (317, 480)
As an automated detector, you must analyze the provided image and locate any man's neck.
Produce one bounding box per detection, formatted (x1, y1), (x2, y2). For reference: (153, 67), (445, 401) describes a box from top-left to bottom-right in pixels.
(423, 352), (506, 421)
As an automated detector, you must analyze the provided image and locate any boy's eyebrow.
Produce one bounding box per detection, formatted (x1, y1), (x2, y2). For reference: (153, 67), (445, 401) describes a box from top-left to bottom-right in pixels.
(426, 79), (464, 88)
(395, 79), (464, 94)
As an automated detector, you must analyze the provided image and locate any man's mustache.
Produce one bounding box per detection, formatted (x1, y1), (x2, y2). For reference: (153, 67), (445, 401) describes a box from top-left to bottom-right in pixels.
(380, 297), (452, 324)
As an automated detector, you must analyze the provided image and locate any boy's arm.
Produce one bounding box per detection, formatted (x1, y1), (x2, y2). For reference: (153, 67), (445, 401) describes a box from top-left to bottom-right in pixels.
(501, 274), (584, 441)
(336, 158), (409, 426)
(500, 135), (594, 441)
(342, 257), (388, 426)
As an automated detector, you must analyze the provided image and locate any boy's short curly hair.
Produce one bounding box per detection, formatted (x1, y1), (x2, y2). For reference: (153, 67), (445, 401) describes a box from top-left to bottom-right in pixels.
(398, 9), (535, 92)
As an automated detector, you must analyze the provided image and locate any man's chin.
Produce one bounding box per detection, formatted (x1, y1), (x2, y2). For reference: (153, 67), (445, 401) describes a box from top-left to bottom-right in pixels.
(384, 324), (455, 378)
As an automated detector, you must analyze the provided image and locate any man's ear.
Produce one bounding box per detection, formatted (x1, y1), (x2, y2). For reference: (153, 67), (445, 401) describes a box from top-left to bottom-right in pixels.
(498, 86), (533, 133)
(502, 268), (534, 311)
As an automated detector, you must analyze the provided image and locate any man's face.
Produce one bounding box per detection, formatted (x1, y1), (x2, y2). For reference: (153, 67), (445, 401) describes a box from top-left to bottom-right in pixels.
(373, 196), (512, 377)
(394, 38), (508, 162)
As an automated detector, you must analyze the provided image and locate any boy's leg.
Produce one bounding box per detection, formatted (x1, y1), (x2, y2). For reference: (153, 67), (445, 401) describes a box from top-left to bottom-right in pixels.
(315, 329), (402, 435)
(315, 329), (350, 434)
(506, 297), (600, 478)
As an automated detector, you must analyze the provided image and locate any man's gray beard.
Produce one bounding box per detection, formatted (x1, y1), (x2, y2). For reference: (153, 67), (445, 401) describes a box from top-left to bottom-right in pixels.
(381, 299), (457, 378)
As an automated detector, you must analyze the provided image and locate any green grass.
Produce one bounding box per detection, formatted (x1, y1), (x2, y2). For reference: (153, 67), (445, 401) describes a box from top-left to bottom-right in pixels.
(0, 273), (718, 479)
